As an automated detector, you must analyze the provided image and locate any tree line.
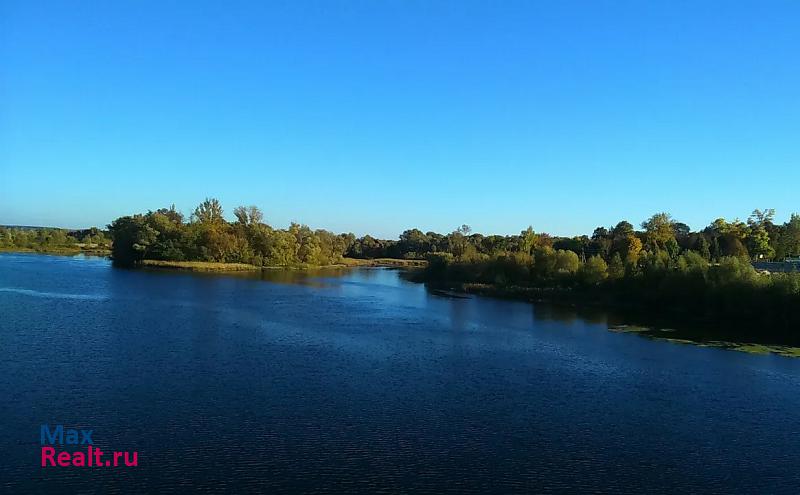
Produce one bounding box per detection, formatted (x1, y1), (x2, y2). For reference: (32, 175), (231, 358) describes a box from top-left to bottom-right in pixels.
(0, 226), (110, 253)
(410, 209), (800, 340)
(105, 201), (800, 269)
(8, 202), (800, 273)
(107, 199), (354, 267)
(356, 209), (800, 263)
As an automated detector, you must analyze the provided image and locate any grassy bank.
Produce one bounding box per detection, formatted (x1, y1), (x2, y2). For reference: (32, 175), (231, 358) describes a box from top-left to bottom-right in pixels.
(0, 246), (111, 256)
(141, 260), (260, 271)
(609, 326), (800, 358)
(340, 257), (427, 268)
(140, 258), (425, 271)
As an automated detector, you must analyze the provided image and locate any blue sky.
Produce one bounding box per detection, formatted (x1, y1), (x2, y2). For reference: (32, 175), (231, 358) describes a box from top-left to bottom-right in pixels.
(1, 1), (798, 238)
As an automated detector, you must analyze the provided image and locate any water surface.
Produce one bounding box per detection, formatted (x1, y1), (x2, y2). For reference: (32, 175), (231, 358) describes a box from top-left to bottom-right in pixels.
(1, 253), (799, 493)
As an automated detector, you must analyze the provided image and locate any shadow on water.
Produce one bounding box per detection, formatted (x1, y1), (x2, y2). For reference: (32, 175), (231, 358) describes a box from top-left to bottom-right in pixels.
(404, 271), (800, 356)
(122, 262), (800, 354)
(137, 265), (362, 288)
(527, 298), (800, 357)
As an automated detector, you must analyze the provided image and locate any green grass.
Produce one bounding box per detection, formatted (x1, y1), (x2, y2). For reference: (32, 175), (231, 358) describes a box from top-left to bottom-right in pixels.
(0, 246), (111, 256)
(141, 258), (425, 271)
(711, 342), (800, 357)
(609, 324), (800, 358)
(141, 260), (260, 271)
(340, 257), (427, 267)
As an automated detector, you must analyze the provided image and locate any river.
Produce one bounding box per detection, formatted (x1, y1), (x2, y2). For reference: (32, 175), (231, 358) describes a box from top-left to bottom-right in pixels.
(1, 253), (799, 493)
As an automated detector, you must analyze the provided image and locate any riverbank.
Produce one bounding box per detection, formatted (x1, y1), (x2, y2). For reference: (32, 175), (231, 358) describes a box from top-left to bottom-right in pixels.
(339, 257), (427, 268)
(141, 260), (261, 271)
(139, 257), (427, 272)
(0, 246), (111, 256)
(609, 325), (800, 358)
(411, 276), (800, 354)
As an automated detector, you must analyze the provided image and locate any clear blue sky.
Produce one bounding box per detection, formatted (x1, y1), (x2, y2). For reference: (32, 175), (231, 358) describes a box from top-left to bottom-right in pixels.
(1, 1), (798, 238)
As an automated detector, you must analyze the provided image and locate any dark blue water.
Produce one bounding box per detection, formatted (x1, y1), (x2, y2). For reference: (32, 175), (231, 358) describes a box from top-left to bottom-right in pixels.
(1, 253), (799, 493)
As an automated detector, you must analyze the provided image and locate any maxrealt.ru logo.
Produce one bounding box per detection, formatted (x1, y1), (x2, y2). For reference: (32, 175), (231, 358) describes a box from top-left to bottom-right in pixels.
(40, 424), (138, 467)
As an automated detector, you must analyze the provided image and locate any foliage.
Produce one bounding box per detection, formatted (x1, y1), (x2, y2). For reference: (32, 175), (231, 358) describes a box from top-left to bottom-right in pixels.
(407, 209), (800, 336)
(0, 226), (110, 254)
(107, 200), (348, 267)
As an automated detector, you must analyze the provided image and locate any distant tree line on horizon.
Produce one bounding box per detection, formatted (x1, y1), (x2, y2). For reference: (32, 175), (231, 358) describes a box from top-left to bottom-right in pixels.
(354, 208), (800, 263)
(5, 200), (799, 270)
(98, 200), (800, 269)
(0, 226), (110, 254)
(100, 199), (800, 269)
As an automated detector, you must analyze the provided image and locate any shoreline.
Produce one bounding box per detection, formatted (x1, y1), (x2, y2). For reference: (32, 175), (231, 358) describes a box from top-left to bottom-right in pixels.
(0, 250), (426, 270)
(0, 247), (111, 256)
(140, 257), (427, 271)
(4, 249), (797, 357)
(414, 278), (800, 357)
(140, 260), (261, 271)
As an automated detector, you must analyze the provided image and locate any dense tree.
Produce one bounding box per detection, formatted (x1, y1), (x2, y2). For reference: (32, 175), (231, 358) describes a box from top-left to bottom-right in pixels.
(107, 215), (158, 266)
(612, 221), (634, 239)
(520, 226), (537, 255)
(0, 226), (108, 253)
(607, 253), (625, 280)
(590, 227), (612, 259)
(93, 204), (799, 276)
(193, 198), (225, 224)
(673, 222), (691, 240)
(642, 213), (676, 250)
(580, 255), (609, 285)
(106, 199), (347, 267)
(777, 214), (800, 259)
(399, 229), (429, 258)
(555, 249), (580, 274)
(747, 209), (776, 260)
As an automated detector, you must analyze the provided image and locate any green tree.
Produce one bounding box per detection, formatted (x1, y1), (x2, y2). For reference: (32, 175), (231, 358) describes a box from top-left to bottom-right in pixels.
(580, 256), (608, 285)
(777, 214), (800, 259)
(608, 253), (625, 280)
(623, 234), (642, 265)
(747, 209), (776, 260)
(554, 249), (580, 274)
(642, 212), (676, 250)
(519, 226), (537, 255)
(193, 198), (225, 224)
(107, 215), (158, 266)
(448, 225), (472, 260)
(695, 236), (711, 260)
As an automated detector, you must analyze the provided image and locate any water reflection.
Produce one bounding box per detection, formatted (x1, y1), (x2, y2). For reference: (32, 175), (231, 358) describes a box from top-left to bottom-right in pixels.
(533, 303), (610, 326)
